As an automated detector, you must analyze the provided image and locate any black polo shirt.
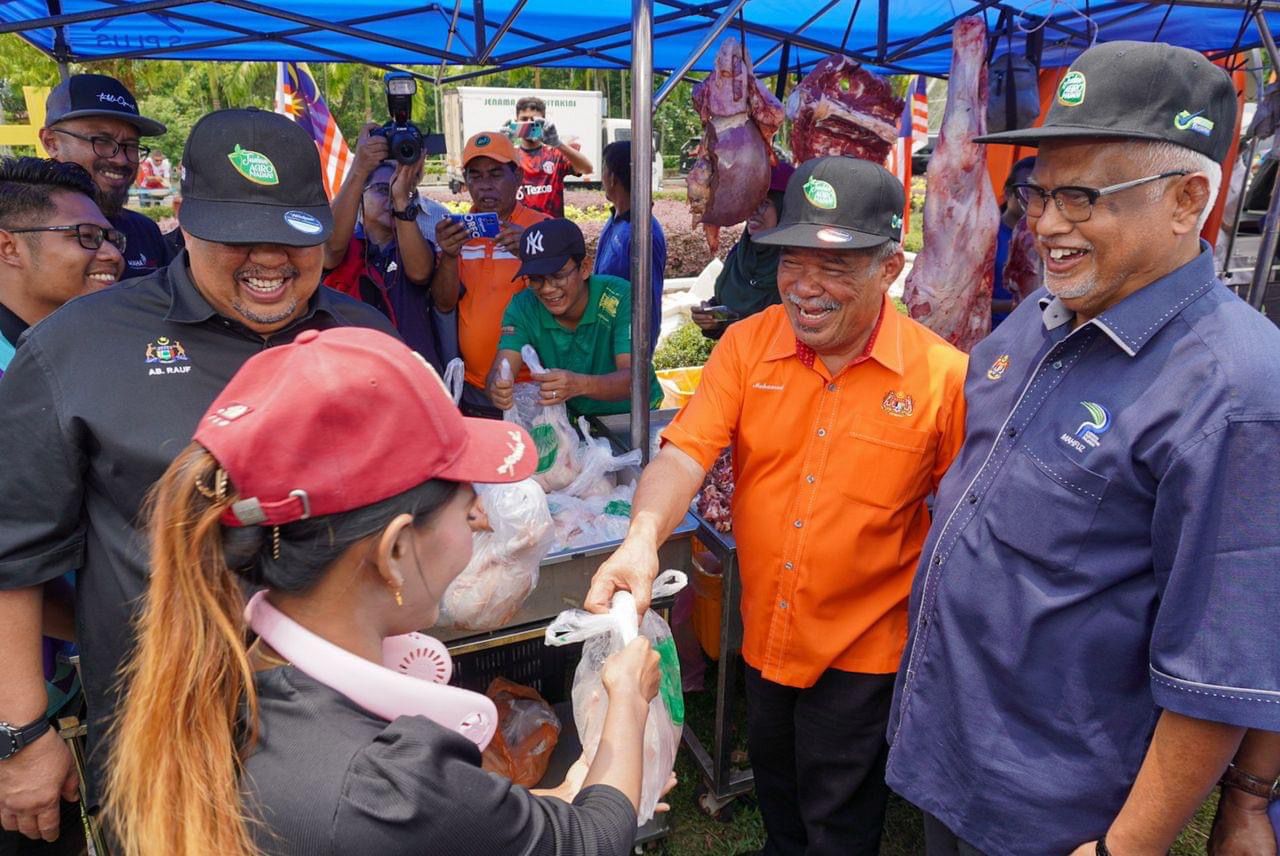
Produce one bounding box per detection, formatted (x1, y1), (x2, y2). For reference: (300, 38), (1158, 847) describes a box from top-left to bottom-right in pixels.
(0, 253), (395, 800)
(110, 208), (174, 279)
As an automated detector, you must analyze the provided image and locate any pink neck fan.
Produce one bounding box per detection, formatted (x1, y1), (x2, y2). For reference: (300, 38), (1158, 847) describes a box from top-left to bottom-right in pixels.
(245, 591), (497, 749)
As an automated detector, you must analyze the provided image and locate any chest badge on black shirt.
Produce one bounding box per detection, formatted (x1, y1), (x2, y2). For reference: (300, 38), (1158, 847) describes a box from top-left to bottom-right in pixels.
(987, 354), (1010, 380)
(145, 336), (192, 376)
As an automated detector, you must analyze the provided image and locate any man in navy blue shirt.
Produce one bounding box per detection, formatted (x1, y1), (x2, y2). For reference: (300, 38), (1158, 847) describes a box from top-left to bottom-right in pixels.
(886, 42), (1280, 855)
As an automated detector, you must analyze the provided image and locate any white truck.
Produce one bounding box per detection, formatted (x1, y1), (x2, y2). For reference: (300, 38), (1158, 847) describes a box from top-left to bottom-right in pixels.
(441, 86), (662, 195)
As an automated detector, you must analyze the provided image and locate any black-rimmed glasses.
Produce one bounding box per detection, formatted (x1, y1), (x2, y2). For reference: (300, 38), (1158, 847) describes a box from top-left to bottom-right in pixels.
(50, 128), (150, 164)
(1012, 171), (1189, 223)
(8, 223), (127, 253)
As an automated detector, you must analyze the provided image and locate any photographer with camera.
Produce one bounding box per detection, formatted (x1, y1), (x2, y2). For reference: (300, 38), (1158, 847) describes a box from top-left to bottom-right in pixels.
(509, 97), (593, 218)
(323, 124), (451, 373)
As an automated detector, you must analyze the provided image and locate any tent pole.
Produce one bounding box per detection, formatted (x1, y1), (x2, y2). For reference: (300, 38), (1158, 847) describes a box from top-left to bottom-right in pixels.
(630, 0), (653, 462)
(653, 0), (747, 108)
(1221, 46), (1264, 284)
(1249, 9), (1280, 311)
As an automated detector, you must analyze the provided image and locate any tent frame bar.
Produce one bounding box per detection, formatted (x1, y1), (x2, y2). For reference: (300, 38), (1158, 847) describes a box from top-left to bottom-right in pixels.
(652, 0), (747, 108)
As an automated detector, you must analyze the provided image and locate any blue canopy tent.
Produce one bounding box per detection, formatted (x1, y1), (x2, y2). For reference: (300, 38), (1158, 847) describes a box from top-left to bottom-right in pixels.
(1, 0), (1277, 445)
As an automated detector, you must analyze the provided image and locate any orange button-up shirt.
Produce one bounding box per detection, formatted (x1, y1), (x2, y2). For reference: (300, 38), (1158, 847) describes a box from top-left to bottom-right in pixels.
(663, 299), (968, 687)
(457, 203), (549, 388)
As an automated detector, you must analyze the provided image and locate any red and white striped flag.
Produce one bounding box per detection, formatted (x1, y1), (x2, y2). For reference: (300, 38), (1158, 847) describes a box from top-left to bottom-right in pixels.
(275, 62), (352, 199)
(888, 76), (926, 234)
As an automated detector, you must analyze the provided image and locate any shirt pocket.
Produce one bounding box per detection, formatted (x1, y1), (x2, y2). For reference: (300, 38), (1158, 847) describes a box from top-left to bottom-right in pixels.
(986, 445), (1110, 574)
(839, 421), (933, 510)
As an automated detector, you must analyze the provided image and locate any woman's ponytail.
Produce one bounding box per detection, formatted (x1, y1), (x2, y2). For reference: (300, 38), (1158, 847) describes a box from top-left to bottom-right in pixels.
(106, 443), (262, 856)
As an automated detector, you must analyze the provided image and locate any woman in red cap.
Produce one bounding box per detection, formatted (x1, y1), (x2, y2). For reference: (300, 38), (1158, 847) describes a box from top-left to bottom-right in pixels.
(691, 161), (795, 339)
(106, 328), (661, 856)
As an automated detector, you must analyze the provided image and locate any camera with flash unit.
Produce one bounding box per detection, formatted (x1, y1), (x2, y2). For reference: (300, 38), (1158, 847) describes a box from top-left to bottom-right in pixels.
(371, 72), (425, 165)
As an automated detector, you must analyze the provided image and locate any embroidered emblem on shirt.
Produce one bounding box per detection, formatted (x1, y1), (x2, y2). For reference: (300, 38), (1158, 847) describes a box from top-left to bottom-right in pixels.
(542, 161), (556, 175)
(145, 337), (191, 375)
(882, 390), (914, 417)
(1059, 400), (1110, 451)
(497, 429), (527, 476)
(987, 354), (1010, 380)
(598, 293), (620, 318)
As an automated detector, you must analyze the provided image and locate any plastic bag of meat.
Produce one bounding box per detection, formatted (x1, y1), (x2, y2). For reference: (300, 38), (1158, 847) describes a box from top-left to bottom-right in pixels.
(903, 16), (1000, 353)
(547, 484), (636, 552)
(503, 347), (583, 492)
(787, 54), (904, 164)
(545, 571), (688, 824)
(562, 416), (642, 499)
(480, 678), (561, 787)
(688, 37), (785, 256)
(437, 478), (553, 630)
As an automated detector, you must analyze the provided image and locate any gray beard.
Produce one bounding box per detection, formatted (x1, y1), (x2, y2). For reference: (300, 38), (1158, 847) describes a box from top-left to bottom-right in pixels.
(233, 297), (299, 327)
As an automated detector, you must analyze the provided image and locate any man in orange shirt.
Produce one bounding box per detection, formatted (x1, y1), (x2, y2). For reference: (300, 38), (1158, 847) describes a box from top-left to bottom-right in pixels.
(435, 131), (549, 416)
(588, 158), (967, 855)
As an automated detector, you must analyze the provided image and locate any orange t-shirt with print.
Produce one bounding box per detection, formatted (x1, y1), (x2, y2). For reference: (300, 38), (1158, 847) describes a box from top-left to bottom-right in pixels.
(457, 204), (549, 388)
(662, 298), (968, 687)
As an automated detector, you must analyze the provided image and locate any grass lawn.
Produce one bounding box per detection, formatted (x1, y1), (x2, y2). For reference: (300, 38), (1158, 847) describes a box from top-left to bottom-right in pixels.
(657, 661), (1217, 855)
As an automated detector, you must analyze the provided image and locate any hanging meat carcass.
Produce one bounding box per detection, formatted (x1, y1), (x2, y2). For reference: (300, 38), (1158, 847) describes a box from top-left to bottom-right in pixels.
(687, 38), (785, 255)
(787, 55), (904, 163)
(903, 16), (999, 352)
(1002, 216), (1042, 305)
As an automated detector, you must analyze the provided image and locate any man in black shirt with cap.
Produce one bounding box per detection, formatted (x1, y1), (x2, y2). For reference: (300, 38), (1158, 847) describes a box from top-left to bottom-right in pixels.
(38, 74), (173, 279)
(0, 107), (394, 845)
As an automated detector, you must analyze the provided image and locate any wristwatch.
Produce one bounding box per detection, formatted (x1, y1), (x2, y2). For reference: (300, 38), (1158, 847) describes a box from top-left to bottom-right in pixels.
(1221, 762), (1280, 802)
(0, 716), (51, 761)
(393, 201), (421, 222)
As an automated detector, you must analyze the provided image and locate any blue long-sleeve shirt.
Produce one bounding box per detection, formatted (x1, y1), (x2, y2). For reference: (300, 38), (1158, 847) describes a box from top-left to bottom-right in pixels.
(594, 210), (666, 355)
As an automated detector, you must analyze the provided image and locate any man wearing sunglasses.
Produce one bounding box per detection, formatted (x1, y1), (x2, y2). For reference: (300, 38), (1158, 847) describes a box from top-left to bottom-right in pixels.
(885, 42), (1280, 855)
(38, 74), (173, 280)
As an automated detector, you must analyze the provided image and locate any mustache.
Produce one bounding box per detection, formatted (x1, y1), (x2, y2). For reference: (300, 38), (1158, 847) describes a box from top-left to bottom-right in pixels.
(235, 265), (300, 280)
(787, 293), (840, 311)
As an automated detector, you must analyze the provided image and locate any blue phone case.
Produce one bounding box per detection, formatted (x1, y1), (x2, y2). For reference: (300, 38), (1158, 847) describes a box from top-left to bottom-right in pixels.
(450, 212), (501, 239)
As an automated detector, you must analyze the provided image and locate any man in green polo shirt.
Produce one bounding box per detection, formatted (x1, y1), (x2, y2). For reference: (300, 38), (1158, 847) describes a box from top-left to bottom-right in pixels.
(487, 217), (661, 419)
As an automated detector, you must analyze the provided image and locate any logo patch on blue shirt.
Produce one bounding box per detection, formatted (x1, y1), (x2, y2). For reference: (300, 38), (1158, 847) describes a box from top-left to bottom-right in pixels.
(1059, 401), (1110, 451)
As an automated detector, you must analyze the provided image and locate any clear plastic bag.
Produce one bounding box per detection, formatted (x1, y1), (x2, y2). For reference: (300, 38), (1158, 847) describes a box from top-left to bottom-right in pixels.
(480, 677), (561, 787)
(437, 479), (553, 630)
(561, 417), (642, 500)
(503, 347), (582, 492)
(547, 483), (635, 552)
(544, 571), (687, 824)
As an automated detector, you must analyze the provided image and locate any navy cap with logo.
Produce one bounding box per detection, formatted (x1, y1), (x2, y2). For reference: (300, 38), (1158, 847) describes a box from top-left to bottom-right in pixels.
(754, 156), (904, 250)
(44, 74), (166, 137)
(976, 41), (1237, 162)
(178, 108), (333, 247)
(514, 218), (587, 279)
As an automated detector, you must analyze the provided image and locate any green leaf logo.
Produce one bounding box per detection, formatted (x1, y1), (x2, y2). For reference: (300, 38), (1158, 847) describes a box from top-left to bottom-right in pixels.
(890, 213), (903, 230)
(227, 144), (280, 186)
(1057, 71), (1086, 107)
(803, 177), (838, 210)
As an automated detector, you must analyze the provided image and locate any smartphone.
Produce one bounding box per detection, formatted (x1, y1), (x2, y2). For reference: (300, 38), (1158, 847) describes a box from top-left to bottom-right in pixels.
(703, 305), (741, 323)
(507, 118), (545, 141)
(448, 212), (501, 239)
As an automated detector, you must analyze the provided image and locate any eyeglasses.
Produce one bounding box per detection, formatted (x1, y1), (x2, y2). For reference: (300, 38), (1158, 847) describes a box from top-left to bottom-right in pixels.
(1012, 171), (1188, 223)
(8, 223), (128, 253)
(364, 182), (391, 196)
(527, 264), (579, 291)
(50, 128), (150, 164)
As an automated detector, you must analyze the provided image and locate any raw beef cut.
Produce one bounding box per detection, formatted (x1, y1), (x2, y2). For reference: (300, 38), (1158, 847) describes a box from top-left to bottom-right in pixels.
(902, 15), (1000, 352)
(688, 38), (785, 256)
(696, 449), (734, 533)
(1003, 216), (1041, 304)
(787, 55), (904, 164)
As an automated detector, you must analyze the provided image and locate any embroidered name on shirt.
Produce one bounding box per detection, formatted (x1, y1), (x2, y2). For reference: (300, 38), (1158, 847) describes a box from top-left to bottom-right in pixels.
(752, 382), (784, 391)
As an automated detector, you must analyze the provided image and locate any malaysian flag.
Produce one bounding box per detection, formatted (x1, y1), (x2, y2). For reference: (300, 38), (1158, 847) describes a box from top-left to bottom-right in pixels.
(888, 76), (924, 235)
(910, 75), (929, 153)
(275, 62), (353, 199)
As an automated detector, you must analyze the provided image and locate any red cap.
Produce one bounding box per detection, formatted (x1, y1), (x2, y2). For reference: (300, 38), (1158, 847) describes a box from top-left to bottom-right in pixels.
(193, 328), (536, 527)
(769, 161), (797, 194)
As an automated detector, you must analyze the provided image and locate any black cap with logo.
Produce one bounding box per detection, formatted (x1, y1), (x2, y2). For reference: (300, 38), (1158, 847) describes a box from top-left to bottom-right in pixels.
(976, 41), (1237, 162)
(514, 218), (587, 278)
(754, 156), (904, 250)
(178, 108), (333, 247)
(44, 74), (166, 137)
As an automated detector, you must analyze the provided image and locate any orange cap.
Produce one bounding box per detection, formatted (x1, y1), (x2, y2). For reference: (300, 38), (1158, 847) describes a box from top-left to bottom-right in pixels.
(462, 131), (518, 167)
